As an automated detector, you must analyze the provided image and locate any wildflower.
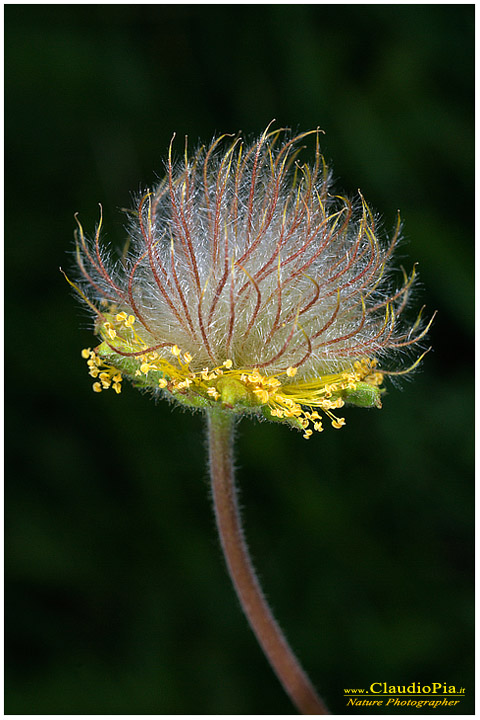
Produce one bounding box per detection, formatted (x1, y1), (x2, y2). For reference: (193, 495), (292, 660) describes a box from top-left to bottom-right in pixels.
(66, 125), (431, 437)
(66, 127), (433, 714)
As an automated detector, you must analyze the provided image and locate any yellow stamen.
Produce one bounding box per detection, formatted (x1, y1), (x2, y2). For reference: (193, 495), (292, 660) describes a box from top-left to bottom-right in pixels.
(207, 386), (221, 400)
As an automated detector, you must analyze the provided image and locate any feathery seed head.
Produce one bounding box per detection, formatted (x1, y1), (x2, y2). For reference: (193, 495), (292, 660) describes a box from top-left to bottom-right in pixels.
(67, 126), (432, 437)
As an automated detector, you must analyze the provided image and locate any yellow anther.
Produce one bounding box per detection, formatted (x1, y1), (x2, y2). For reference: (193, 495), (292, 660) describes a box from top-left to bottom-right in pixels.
(177, 378), (192, 390)
(113, 383), (122, 394)
(223, 359), (233, 369)
(253, 388), (270, 403)
(183, 352), (193, 364)
(303, 429), (313, 439)
(140, 362), (151, 375)
(126, 315), (135, 326)
(115, 312), (128, 323)
(113, 374), (122, 383)
(286, 366), (297, 377)
(265, 377), (281, 388)
(171, 345), (181, 357)
(81, 348), (91, 359)
(92, 382), (102, 393)
(332, 418), (346, 429)
(158, 378), (168, 388)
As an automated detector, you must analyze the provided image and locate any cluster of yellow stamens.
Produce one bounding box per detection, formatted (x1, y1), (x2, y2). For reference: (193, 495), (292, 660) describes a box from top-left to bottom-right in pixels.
(81, 348), (123, 394)
(82, 310), (384, 439)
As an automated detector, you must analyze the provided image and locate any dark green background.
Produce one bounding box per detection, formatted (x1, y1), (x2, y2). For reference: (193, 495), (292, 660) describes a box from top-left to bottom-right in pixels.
(5, 4), (474, 715)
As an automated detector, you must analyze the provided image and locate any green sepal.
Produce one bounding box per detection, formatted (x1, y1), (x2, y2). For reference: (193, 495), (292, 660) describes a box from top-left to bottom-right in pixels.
(216, 377), (250, 406)
(167, 389), (212, 409)
(261, 405), (304, 431)
(340, 382), (383, 409)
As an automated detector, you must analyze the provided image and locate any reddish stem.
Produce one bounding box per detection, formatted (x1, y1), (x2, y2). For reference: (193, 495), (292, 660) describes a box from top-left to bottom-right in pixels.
(207, 409), (329, 715)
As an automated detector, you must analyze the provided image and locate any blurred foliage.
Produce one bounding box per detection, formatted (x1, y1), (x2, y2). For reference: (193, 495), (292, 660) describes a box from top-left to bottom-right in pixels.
(5, 4), (473, 715)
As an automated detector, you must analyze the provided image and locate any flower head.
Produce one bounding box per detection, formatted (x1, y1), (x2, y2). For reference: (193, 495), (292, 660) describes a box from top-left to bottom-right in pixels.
(67, 126), (432, 437)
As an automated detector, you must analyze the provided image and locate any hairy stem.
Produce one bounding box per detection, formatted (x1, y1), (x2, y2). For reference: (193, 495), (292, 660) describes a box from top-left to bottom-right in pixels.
(207, 409), (329, 714)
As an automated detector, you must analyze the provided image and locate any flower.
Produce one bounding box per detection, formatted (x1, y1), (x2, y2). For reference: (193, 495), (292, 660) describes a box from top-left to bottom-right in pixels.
(66, 126), (432, 438)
